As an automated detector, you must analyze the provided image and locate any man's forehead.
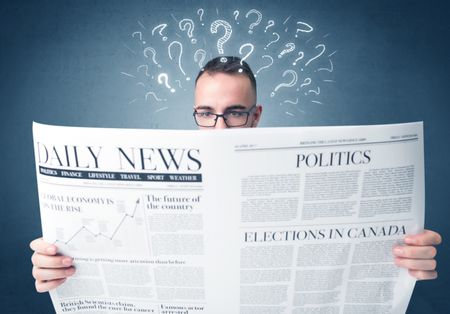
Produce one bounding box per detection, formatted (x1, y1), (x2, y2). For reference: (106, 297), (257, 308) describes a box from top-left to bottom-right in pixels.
(194, 70), (256, 111)
(195, 72), (254, 98)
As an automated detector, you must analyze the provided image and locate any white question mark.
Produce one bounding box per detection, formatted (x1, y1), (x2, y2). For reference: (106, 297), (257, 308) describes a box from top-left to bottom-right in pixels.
(132, 31), (145, 44)
(210, 20), (233, 54)
(245, 9), (262, 34)
(233, 10), (239, 24)
(283, 98), (299, 105)
(317, 59), (334, 72)
(295, 21), (314, 38)
(197, 8), (204, 26)
(300, 78), (312, 88)
(265, 32), (280, 50)
(293, 51), (305, 66)
(137, 65), (150, 76)
(271, 70), (298, 98)
(278, 43), (295, 59)
(255, 55), (274, 77)
(305, 44), (326, 67)
(179, 19), (196, 44)
(143, 47), (161, 68)
(145, 91), (166, 102)
(265, 20), (275, 32)
(152, 24), (168, 41)
(239, 43), (254, 68)
(168, 41), (190, 81)
(158, 73), (175, 93)
(308, 86), (320, 95)
(194, 49), (207, 68)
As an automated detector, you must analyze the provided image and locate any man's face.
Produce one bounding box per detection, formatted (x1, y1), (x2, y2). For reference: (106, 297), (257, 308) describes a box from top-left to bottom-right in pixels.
(194, 72), (262, 129)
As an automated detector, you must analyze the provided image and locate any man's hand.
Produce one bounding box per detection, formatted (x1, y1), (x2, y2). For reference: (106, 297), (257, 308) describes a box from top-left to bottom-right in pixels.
(30, 237), (75, 292)
(393, 229), (442, 280)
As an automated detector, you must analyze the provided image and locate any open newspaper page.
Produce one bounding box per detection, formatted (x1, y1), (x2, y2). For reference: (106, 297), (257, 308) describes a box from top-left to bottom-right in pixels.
(33, 122), (424, 314)
(33, 122), (230, 314)
(214, 122), (424, 314)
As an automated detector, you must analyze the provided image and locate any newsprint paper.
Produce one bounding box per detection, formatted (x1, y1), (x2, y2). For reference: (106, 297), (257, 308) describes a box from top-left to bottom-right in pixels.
(33, 122), (424, 314)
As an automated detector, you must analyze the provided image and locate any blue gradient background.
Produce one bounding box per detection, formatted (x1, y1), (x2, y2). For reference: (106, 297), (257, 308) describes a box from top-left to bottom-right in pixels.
(1, 0), (449, 313)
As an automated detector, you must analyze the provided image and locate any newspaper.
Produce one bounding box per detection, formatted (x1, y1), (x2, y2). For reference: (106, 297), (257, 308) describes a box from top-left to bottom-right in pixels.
(33, 122), (424, 314)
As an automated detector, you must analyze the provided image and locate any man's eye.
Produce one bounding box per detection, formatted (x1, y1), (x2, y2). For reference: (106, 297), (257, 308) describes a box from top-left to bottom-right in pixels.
(197, 112), (214, 117)
(227, 111), (245, 117)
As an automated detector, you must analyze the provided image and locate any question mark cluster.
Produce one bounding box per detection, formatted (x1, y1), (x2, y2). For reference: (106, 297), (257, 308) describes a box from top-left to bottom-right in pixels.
(122, 8), (336, 116)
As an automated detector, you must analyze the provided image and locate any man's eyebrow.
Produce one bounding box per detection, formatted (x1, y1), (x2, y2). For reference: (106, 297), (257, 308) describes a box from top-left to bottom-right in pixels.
(224, 104), (247, 110)
(194, 105), (214, 110)
(194, 104), (248, 111)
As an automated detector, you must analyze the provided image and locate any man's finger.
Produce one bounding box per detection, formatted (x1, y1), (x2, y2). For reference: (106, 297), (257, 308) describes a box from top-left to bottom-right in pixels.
(393, 245), (437, 259)
(31, 253), (73, 269)
(32, 266), (75, 281)
(394, 257), (437, 271)
(408, 269), (438, 281)
(29, 237), (58, 255)
(404, 229), (442, 246)
(35, 278), (67, 293)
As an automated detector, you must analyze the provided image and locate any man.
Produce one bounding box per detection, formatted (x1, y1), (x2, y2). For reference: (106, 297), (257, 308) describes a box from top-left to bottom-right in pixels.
(30, 56), (442, 292)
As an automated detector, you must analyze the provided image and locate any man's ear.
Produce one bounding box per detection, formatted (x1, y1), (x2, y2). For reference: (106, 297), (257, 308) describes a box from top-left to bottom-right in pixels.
(251, 105), (263, 127)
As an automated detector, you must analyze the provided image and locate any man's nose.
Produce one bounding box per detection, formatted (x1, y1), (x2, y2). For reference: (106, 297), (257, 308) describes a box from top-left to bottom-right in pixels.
(214, 116), (228, 129)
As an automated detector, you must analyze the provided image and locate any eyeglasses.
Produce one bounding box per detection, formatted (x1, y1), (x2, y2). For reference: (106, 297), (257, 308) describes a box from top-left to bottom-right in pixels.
(193, 105), (256, 128)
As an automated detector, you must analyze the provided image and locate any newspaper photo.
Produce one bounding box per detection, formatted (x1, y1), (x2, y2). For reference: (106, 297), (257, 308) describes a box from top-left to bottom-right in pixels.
(33, 122), (424, 314)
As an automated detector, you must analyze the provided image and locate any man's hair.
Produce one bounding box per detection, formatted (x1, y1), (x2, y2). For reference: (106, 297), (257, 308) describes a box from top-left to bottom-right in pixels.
(195, 56), (257, 97)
